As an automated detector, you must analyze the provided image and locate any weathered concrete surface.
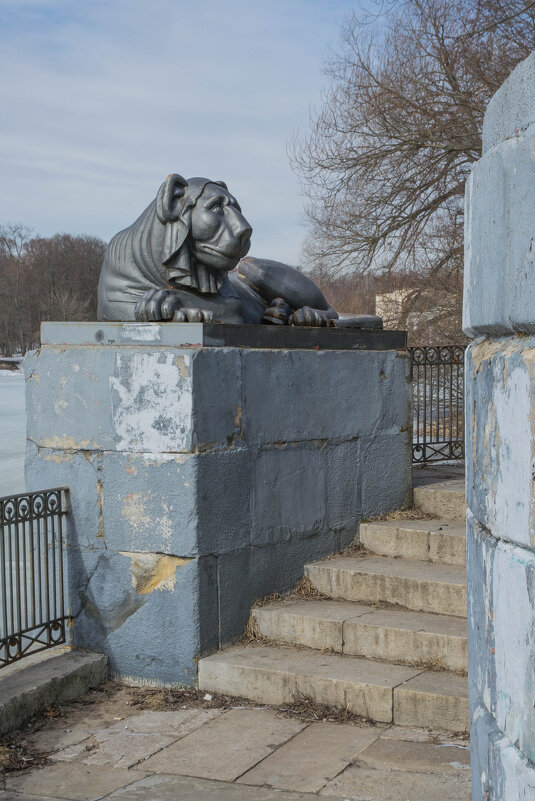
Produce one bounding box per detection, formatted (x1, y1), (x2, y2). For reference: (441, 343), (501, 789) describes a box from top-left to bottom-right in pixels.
(253, 599), (467, 672)
(198, 643), (421, 722)
(482, 52), (535, 153)
(197, 644), (469, 729)
(360, 519), (466, 565)
(412, 479), (466, 521)
(0, 649), (107, 735)
(464, 51), (535, 800)
(464, 53), (535, 338)
(25, 325), (411, 684)
(1, 679), (470, 801)
(305, 555), (467, 617)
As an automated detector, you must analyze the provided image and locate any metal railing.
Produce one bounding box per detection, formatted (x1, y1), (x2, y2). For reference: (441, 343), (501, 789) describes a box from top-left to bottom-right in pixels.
(410, 345), (466, 464)
(1, 488), (69, 668)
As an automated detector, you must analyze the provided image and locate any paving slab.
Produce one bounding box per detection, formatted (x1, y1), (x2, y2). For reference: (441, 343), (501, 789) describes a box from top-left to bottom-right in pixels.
(0, 794), (61, 801)
(103, 773), (341, 800)
(106, 707), (221, 735)
(381, 724), (470, 745)
(358, 736), (471, 774)
(237, 721), (380, 792)
(305, 556), (467, 617)
(394, 670), (469, 732)
(320, 765), (471, 800)
(198, 644), (420, 722)
(5, 764), (147, 801)
(52, 730), (176, 769)
(141, 708), (306, 781)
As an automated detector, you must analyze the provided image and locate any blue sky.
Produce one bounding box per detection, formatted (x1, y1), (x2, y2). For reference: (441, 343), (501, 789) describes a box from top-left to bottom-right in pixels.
(0, 0), (358, 265)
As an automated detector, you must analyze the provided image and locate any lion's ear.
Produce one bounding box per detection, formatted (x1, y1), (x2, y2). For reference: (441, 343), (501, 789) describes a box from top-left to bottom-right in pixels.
(214, 180), (228, 190)
(156, 174), (188, 223)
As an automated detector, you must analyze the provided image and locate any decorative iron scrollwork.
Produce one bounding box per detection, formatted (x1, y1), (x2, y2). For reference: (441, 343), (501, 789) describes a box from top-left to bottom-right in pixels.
(1, 487), (69, 669)
(409, 345), (467, 464)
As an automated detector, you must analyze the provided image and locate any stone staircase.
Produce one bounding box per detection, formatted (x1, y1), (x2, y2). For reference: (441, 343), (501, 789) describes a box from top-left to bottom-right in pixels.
(198, 474), (468, 733)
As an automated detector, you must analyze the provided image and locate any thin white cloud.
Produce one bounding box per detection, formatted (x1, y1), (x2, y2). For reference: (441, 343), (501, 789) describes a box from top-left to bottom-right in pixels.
(0, 0), (355, 263)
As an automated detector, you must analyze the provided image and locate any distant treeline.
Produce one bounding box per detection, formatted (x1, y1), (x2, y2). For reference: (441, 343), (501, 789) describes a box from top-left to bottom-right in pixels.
(0, 224), (106, 355)
(0, 222), (465, 355)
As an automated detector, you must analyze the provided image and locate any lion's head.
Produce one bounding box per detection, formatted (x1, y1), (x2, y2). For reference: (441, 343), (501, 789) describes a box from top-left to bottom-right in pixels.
(97, 173), (253, 321)
(156, 174), (252, 294)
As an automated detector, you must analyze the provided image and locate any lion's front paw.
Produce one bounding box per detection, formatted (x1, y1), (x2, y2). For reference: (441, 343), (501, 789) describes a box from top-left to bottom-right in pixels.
(262, 297), (290, 325)
(135, 288), (182, 322)
(290, 307), (329, 327)
(173, 308), (214, 323)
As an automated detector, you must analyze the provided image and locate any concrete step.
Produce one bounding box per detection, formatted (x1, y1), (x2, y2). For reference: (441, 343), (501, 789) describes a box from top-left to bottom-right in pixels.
(0, 648), (108, 735)
(252, 599), (467, 674)
(393, 670), (469, 733)
(198, 644), (469, 732)
(305, 556), (466, 618)
(360, 519), (466, 566)
(413, 479), (466, 521)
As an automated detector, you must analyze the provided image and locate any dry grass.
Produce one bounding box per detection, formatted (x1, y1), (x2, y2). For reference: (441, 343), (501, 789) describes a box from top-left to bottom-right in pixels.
(0, 731), (48, 775)
(286, 576), (328, 601)
(128, 685), (381, 727)
(241, 577), (329, 644)
(371, 507), (438, 521)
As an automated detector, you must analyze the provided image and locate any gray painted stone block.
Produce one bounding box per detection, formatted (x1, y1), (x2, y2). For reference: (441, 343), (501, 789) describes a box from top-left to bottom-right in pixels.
(360, 431), (412, 518)
(251, 443), (326, 546)
(25, 346), (243, 455)
(240, 349), (409, 446)
(464, 124), (535, 337)
(25, 331), (411, 684)
(471, 699), (535, 801)
(217, 536), (338, 645)
(467, 513), (535, 766)
(325, 439), (362, 532)
(466, 338), (535, 549)
(72, 550), (218, 685)
(100, 449), (250, 556)
(465, 51), (535, 801)
(483, 51), (535, 154)
(25, 441), (105, 552)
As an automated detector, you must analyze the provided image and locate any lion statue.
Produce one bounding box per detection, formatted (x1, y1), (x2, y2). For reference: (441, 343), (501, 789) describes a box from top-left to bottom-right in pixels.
(97, 173), (382, 328)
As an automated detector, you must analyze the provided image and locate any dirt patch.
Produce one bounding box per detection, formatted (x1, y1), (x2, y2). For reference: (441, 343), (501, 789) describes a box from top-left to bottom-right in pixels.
(0, 684), (123, 775)
(0, 709), (58, 774)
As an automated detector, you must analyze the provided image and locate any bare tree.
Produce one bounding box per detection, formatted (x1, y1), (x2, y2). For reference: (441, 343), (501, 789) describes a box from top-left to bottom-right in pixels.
(0, 229), (106, 355)
(292, 0), (535, 339)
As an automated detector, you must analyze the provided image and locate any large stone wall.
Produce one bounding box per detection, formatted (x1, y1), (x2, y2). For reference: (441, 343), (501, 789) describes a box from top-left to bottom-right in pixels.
(464, 52), (535, 799)
(25, 322), (411, 685)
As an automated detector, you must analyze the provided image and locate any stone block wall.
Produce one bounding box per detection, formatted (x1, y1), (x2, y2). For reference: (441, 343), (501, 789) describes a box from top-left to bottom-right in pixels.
(464, 52), (535, 799)
(25, 323), (411, 685)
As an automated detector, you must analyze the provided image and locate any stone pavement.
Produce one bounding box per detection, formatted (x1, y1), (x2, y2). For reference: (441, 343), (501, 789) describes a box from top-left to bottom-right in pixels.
(0, 685), (471, 800)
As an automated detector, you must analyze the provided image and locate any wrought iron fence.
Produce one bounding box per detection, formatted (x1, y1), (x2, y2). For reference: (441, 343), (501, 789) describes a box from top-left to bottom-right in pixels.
(1, 488), (69, 668)
(410, 345), (466, 464)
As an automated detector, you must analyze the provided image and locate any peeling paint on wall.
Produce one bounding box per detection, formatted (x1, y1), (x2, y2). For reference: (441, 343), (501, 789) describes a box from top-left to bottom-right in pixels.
(110, 351), (193, 452)
(120, 551), (192, 594)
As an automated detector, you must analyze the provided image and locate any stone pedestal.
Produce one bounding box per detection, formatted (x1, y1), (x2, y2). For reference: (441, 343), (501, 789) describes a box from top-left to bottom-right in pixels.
(25, 322), (411, 685)
(464, 53), (535, 799)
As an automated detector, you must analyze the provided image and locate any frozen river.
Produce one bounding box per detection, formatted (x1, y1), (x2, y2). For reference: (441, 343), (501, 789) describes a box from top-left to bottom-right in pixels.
(0, 372), (26, 496)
